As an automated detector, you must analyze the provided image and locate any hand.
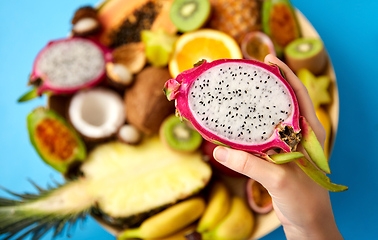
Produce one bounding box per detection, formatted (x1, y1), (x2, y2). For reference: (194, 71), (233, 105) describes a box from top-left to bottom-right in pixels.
(213, 54), (343, 240)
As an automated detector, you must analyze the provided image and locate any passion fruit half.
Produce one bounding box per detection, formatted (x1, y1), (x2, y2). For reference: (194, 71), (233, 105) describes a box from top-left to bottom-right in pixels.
(27, 107), (86, 173)
(246, 178), (273, 214)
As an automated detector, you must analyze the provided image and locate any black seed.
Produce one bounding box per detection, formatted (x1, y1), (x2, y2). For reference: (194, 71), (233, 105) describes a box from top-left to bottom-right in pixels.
(263, 132), (266, 134)
(256, 86), (259, 89)
(266, 107), (269, 109)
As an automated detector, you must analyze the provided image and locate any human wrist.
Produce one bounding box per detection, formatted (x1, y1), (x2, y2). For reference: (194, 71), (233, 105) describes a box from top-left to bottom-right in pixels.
(282, 220), (343, 240)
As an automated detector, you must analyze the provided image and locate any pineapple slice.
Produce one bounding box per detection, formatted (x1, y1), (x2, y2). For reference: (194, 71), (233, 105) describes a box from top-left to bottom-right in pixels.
(0, 137), (212, 239)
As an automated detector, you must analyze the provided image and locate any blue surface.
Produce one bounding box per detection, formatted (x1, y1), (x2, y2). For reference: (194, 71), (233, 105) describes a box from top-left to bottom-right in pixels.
(0, 0), (377, 239)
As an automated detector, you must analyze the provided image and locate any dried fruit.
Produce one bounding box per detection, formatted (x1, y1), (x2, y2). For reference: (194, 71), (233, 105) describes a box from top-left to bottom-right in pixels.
(19, 37), (112, 101)
(27, 107), (86, 173)
(164, 59), (347, 192)
(111, 42), (146, 74)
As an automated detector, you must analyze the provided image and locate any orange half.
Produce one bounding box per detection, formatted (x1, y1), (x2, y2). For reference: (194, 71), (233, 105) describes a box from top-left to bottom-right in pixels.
(169, 29), (242, 78)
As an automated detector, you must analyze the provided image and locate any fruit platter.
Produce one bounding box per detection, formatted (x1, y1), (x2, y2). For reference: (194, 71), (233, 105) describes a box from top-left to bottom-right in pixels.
(0, 0), (343, 239)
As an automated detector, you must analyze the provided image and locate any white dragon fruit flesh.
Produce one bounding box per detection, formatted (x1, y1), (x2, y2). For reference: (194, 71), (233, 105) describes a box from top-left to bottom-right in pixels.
(28, 37), (112, 96)
(164, 59), (348, 192)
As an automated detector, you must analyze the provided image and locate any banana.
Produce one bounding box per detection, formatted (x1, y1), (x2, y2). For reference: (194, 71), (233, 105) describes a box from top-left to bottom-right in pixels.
(117, 197), (205, 239)
(197, 181), (231, 233)
(203, 196), (254, 240)
(144, 224), (197, 240)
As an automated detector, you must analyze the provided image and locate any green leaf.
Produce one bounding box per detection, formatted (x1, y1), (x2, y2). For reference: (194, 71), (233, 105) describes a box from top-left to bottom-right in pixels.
(18, 88), (39, 102)
(300, 116), (331, 174)
(269, 152), (304, 164)
(295, 158), (348, 192)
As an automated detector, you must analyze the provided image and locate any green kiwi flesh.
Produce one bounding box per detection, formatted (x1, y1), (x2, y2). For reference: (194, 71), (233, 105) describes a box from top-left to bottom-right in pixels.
(284, 38), (327, 75)
(160, 115), (203, 152)
(169, 0), (211, 32)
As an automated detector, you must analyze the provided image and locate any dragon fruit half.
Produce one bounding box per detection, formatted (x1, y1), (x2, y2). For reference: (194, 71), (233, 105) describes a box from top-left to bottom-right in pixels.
(19, 37), (112, 101)
(164, 59), (347, 192)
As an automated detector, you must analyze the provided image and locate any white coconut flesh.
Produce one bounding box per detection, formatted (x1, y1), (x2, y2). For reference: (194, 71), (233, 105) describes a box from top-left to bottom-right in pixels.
(73, 18), (99, 33)
(188, 63), (294, 145)
(36, 39), (105, 88)
(118, 124), (141, 144)
(69, 88), (125, 139)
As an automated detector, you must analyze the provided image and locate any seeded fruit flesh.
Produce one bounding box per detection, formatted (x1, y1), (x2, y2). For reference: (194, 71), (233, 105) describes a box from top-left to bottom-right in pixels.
(19, 37), (112, 101)
(164, 59), (348, 192)
(27, 107), (86, 173)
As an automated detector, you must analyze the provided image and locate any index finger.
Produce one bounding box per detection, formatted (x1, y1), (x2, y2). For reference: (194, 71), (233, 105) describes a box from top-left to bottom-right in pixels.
(264, 54), (324, 141)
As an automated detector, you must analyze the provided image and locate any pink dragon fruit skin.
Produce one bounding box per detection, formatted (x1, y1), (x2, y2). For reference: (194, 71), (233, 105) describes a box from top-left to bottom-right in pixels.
(164, 59), (349, 192)
(30, 37), (113, 96)
(164, 59), (301, 155)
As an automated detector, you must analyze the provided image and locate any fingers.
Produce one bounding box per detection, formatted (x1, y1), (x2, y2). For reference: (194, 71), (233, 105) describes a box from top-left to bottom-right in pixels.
(213, 146), (284, 188)
(264, 54), (325, 141)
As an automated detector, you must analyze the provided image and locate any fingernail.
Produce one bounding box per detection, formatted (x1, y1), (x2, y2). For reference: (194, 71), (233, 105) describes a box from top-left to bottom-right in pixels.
(214, 147), (229, 162)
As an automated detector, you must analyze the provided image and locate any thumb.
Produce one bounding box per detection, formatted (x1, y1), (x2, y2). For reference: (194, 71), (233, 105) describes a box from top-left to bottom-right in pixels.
(213, 146), (285, 188)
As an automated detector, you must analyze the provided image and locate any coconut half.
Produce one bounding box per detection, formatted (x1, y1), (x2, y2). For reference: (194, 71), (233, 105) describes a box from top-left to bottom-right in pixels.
(69, 88), (125, 141)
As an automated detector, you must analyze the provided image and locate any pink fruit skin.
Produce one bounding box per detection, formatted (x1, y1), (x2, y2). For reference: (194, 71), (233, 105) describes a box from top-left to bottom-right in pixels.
(30, 37), (113, 96)
(164, 59), (301, 155)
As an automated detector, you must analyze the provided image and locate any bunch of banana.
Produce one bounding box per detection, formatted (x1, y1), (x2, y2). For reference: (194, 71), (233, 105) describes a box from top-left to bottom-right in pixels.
(117, 197), (205, 239)
(198, 181), (255, 240)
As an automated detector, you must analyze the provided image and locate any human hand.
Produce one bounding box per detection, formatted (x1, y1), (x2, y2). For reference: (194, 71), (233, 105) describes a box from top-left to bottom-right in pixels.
(213, 54), (343, 240)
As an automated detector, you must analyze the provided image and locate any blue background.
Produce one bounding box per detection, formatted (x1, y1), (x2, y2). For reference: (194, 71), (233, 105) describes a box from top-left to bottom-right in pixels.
(0, 0), (377, 239)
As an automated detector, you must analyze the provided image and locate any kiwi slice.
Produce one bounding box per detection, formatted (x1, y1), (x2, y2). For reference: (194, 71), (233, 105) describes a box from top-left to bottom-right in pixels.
(160, 115), (203, 152)
(284, 38), (327, 75)
(169, 0), (211, 32)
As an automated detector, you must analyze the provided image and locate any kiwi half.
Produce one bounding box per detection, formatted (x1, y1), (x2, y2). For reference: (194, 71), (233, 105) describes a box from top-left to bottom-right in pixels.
(160, 115), (203, 152)
(284, 38), (327, 75)
(169, 0), (211, 32)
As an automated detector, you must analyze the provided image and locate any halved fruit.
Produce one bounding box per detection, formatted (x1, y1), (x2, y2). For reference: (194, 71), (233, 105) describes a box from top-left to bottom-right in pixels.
(168, 29), (242, 78)
(246, 178), (273, 214)
(27, 107), (86, 173)
(0, 137), (212, 239)
(262, 0), (301, 57)
(97, 0), (177, 47)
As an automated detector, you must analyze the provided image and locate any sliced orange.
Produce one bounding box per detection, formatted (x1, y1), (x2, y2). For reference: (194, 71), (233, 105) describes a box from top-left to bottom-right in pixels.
(168, 29), (243, 78)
